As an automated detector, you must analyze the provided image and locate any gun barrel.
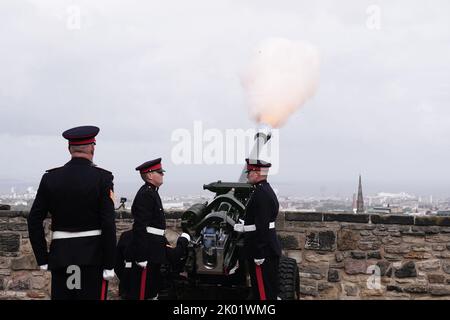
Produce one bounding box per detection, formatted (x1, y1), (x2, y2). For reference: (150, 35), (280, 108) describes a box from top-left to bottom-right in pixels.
(238, 126), (272, 182)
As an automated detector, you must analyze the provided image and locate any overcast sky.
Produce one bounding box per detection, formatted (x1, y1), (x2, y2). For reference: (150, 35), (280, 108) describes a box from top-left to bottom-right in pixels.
(1, 0), (450, 198)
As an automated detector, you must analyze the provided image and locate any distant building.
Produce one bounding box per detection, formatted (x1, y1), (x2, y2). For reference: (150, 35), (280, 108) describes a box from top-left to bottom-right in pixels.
(356, 175), (364, 213)
(368, 207), (391, 214)
(295, 209), (317, 212)
(352, 193), (356, 213)
(389, 206), (403, 214)
(437, 210), (450, 216)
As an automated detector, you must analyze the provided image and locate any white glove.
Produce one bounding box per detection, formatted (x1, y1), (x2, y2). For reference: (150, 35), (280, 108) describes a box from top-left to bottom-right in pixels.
(233, 219), (245, 233)
(137, 261), (148, 268)
(39, 264), (48, 271)
(180, 232), (191, 242)
(102, 269), (115, 280)
(254, 258), (265, 266)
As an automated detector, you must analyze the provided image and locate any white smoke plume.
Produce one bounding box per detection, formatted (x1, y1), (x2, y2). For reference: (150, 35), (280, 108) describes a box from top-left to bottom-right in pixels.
(241, 38), (320, 128)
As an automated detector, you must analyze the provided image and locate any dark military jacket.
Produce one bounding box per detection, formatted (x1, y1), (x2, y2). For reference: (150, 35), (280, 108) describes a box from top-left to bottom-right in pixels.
(243, 180), (282, 259)
(27, 157), (117, 270)
(129, 182), (167, 264)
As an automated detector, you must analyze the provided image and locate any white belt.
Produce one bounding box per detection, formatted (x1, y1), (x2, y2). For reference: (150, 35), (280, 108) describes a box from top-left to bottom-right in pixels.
(243, 222), (275, 232)
(146, 226), (165, 236)
(52, 229), (102, 240)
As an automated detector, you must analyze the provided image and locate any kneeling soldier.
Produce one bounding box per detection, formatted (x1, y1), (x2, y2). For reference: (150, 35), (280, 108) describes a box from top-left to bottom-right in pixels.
(115, 229), (190, 300)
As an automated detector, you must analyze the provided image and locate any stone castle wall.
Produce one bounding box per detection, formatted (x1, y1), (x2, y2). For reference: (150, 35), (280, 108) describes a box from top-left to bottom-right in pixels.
(1, 210), (450, 300)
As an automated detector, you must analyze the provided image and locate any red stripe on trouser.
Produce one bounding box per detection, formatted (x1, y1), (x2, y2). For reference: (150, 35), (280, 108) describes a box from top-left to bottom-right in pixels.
(100, 279), (107, 300)
(255, 264), (266, 300)
(140, 267), (148, 300)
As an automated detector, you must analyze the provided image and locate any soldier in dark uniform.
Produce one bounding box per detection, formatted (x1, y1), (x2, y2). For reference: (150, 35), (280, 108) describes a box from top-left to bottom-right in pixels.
(235, 158), (281, 300)
(27, 126), (117, 300)
(115, 230), (135, 299)
(115, 229), (190, 300)
(125, 158), (190, 300)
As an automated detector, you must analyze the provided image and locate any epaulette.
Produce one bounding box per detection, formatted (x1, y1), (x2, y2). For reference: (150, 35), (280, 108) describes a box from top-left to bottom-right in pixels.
(92, 166), (112, 174)
(45, 166), (63, 173)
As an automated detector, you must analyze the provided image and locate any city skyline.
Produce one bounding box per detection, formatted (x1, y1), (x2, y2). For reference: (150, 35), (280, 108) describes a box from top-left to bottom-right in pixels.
(1, 175), (448, 202)
(1, 1), (450, 200)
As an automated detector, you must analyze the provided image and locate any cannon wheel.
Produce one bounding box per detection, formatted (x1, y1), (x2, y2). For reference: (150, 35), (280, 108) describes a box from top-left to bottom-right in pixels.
(278, 256), (300, 300)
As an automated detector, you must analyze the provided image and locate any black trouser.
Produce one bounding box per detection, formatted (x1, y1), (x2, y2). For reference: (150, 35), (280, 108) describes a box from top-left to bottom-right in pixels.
(165, 239), (189, 272)
(51, 265), (104, 300)
(247, 256), (280, 300)
(121, 263), (161, 300)
(119, 239), (188, 300)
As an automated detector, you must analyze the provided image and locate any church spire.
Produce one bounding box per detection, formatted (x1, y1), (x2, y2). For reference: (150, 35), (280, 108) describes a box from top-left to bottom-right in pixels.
(357, 174), (364, 213)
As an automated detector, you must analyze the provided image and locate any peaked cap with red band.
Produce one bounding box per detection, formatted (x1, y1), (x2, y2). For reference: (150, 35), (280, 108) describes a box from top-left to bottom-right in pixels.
(245, 158), (272, 172)
(136, 157), (166, 173)
(62, 126), (100, 146)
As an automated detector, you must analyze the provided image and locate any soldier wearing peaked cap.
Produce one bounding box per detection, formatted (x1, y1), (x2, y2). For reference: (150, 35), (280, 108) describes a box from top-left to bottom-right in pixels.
(235, 158), (282, 300)
(123, 158), (190, 300)
(27, 126), (117, 300)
